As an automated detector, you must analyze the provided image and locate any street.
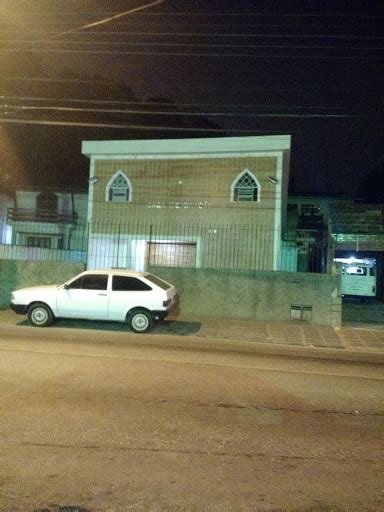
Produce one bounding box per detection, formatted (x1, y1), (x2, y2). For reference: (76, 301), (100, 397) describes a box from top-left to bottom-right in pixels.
(0, 324), (383, 511)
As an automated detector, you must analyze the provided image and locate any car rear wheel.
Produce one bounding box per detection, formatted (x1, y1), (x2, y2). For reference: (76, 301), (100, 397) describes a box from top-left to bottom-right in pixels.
(27, 302), (54, 327)
(127, 309), (153, 333)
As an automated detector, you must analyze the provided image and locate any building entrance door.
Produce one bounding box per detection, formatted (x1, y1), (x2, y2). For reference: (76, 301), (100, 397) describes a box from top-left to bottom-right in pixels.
(147, 242), (196, 267)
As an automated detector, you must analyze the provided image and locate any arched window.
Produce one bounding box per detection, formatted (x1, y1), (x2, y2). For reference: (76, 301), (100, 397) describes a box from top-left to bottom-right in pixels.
(106, 171), (132, 202)
(231, 170), (260, 202)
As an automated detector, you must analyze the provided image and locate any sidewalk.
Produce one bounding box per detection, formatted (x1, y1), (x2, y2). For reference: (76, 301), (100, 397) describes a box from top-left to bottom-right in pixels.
(156, 312), (384, 359)
(1, 308), (383, 361)
(190, 317), (384, 353)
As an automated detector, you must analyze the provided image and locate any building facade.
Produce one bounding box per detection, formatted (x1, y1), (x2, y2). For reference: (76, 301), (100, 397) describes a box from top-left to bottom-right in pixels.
(4, 189), (88, 260)
(82, 136), (291, 271)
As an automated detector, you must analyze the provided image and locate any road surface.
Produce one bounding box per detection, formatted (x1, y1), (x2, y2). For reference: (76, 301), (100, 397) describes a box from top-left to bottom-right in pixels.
(0, 324), (383, 511)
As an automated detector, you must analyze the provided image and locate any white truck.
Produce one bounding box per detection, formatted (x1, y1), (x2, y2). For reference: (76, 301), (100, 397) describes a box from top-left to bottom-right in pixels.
(341, 262), (377, 298)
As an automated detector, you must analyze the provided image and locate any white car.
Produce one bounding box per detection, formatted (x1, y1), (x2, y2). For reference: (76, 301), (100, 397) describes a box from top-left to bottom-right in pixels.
(10, 269), (178, 333)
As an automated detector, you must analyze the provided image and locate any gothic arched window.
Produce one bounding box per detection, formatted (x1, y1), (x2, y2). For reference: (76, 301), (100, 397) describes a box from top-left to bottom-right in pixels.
(231, 170), (260, 202)
(106, 171), (132, 202)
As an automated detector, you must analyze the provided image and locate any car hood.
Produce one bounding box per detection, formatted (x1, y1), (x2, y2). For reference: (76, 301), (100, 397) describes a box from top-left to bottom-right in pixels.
(13, 284), (60, 294)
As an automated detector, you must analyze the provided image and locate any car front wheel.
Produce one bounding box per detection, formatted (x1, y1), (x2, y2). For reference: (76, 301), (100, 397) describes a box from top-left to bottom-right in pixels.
(27, 302), (54, 327)
(127, 309), (153, 333)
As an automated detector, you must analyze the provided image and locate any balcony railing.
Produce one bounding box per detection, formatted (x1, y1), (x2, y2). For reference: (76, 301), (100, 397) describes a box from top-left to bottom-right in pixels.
(7, 208), (78, 224)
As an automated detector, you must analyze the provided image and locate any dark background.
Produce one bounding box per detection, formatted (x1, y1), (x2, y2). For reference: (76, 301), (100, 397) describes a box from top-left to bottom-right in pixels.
(0, 0), (383, 199)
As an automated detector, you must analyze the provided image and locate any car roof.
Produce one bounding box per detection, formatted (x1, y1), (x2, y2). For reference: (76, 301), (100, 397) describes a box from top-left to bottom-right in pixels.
(81, 269), (149, 278)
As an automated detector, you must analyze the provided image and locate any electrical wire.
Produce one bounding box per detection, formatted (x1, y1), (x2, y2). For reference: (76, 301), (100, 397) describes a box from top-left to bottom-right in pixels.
(1, 31), (383, 39)
(1, 22), (381, 30)
(0, 116), (249, 131)
(2, 40), (382, 50)
(0, 77), (349, 94)
(0, 95), (352, 110)
(2, 117), (378, 133)
(0, 75), (124, 86)
(3, 11), (382, 18)
(2, 48), (381, 59)
(0, 0), (164, 55)
(1, 104), (378, 118)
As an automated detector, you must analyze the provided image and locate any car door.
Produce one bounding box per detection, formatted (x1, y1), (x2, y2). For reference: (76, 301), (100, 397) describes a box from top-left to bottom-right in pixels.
(56, 273), (109, 319)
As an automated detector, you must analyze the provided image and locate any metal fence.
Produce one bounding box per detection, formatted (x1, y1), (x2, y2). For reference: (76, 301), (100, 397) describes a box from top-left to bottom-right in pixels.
(0, 218), (329, 273)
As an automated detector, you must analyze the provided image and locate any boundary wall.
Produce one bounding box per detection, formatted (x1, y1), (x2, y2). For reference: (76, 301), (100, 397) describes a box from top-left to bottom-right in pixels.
(0, 260), (341, 327)
(150, 267), (342, 327)
(0, 261), (85, 309)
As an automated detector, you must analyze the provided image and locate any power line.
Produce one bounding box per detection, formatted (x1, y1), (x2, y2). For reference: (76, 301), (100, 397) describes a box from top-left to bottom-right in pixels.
(0, 116), (248, 132)
(0, 95), (352, 110)
(0, 75), (123, 86)
(0, 0), (164, 55)
(124, 12), (384, 18)
(0, 76), (322, 93)
(1, 22), (381, 30)
(1, 104), (378, 119)
(3, 48), (381, 59)
(66, 1), (164, 31)
(1, 31), (383, 39)
(2, 11), (383, 18)
(2, 40), (383, 50)
(0, 78), (322, 94)
(1, 117), (382, 135)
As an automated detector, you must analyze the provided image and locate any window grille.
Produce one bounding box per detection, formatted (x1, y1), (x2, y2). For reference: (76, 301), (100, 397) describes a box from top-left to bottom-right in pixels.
(233, 172), (258, 202)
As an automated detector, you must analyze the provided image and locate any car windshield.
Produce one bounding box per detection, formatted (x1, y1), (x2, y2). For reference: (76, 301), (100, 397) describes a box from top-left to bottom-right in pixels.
(145, 274), (172, 290)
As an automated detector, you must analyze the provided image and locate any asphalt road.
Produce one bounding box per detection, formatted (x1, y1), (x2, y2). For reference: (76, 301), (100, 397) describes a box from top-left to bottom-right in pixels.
(0, 325), (383, 512)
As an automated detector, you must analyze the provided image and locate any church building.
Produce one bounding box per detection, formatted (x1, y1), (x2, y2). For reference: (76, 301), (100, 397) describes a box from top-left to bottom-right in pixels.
(81, 135), (291, 271)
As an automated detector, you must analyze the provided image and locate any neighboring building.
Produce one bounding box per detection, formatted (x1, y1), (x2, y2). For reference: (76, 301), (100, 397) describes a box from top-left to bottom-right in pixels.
(5, 189), (88, 258)
(287, 194), (384, 299)
(286, 195), (332, 273)
(0, 192), (14, 244)
(329, 200), (384, 299)
(82, 135), (291, 271)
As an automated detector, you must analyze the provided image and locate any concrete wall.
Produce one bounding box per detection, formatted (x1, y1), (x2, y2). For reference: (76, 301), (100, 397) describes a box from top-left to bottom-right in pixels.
(0, 260), (341, 327)
(0, 260), (85, 309)
(0, 244), (86, 263)
(149, 267), (342, 327)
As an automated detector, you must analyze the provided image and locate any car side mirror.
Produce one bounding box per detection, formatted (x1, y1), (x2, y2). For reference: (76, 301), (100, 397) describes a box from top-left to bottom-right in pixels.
(63, 284), (70, 290)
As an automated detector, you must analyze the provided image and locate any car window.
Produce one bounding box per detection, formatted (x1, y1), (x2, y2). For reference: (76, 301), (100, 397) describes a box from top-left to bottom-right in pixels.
(343, 266), (367, 276)
(145, 274), (172, 290)
(112, 276), (152, 291)
(68, 274), (108, 290)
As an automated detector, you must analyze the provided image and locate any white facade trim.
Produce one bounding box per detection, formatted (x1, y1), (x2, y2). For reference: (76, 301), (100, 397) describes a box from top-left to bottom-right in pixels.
(82, 135), (291, 158)
(83, 150), (286, 162)
(273, 153), (283, 270)
(87, 156), (96, 223)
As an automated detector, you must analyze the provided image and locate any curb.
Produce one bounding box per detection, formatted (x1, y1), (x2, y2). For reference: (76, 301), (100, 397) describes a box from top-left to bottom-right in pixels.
(1, 322), (384, 365)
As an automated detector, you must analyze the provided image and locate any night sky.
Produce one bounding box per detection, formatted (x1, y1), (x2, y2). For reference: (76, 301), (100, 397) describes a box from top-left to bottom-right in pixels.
(0, 0), (383, 199)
